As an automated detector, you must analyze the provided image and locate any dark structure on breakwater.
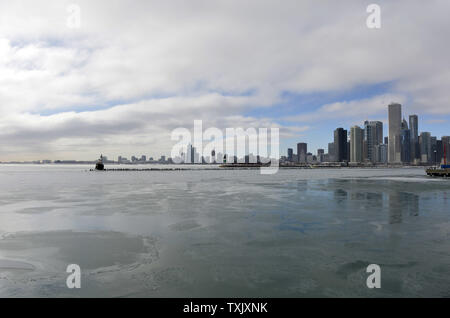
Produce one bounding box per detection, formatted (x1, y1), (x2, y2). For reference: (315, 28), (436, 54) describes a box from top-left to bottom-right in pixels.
(95, 155), (105, 171)
(90, 167), (198, 172)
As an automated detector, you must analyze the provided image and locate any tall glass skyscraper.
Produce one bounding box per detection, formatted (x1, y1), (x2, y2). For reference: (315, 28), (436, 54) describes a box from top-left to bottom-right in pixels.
(409, 115), (419, 162)
(442, 136), (450, 164)
(287, 148), (293, 162)
(401, 129), (411, 163)
(334, 128), (348, 162)
(350, 126), (364, 163)
(420, 132), (431, 163)
(297, 143), (307, 163)
(328, 143), (335, 162)
(388, 103), (402, 163)
(364, 121), (383, 162)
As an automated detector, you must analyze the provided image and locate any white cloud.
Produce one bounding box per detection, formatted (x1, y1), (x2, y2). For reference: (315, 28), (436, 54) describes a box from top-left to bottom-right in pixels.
(0, 0), (449, 160)
(284, 94), (406, 124)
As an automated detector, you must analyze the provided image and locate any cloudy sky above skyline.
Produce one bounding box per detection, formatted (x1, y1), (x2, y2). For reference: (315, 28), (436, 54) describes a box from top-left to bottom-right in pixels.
(1, 0), (449, 161)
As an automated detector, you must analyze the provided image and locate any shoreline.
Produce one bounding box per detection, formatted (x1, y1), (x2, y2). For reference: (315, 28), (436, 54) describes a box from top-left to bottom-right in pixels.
(0, 163), (434, 170)
(87, 165), (431, 172)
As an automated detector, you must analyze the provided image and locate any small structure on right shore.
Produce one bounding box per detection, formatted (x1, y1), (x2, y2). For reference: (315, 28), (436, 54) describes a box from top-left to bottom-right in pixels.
(426, 145), (449, 177)
(426, 165), (450, 177)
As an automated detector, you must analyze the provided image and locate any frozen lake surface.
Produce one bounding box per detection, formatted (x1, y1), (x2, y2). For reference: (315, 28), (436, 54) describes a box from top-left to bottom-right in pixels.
(0, 165), (449, 297)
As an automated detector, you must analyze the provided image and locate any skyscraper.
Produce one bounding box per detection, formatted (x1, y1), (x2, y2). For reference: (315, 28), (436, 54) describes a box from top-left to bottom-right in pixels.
(442, 136), (450, 164)
(401, 118), (408, 130)
(401, 128), (411, 163)
(431, 136), (437, 164)
(334, 128), (348, 162)
(409, 115), (419, 162)
(436, 139), (443, 165)
(328, 142), (335, 162)
(374, 144), (388, 163)
(287, 148), (293, 162)
(297, 143), (307, 163)
(364, 121), (383, 162)
(186, 144), (196, 163)
(400, 118), (411, 163)
(420, 132), (431, 163)
(388, 103), (402, 163)
(350, 126), (364, 163)
(375, 121), (383, 145)
(317, 149), (325, 162)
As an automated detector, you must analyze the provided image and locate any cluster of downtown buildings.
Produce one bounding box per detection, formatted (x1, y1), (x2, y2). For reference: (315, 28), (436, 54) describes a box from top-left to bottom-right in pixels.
(284, 103), (450, 165)
(170, 145), (259, 164)
(116, 155), (169, 164)
(4, 104), (448, 166)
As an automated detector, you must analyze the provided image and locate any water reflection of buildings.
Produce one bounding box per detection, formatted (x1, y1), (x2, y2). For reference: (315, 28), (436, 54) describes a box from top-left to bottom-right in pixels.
(332, 180), (384, 209)
(331, 179), (420, 225)
(388, 191), (419, 224)
(349, 191), (383, 210)
(334, 189), (348, 204)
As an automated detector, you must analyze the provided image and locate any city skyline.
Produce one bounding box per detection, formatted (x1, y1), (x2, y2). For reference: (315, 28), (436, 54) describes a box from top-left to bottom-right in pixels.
(283, 103), (449, 166)
(3, 103), (448, 165)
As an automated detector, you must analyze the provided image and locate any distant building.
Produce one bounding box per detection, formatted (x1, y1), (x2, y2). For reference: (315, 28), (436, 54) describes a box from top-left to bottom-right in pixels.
(317, 149), (325, 162)
(380, 144), (388, 163)
(347, 141), (350, 161)
(431, 137), (438, 164)
(374, 144), (388, 163)
(297, 143), (307, 163)
(334, 128), (348, 162)
(436, 140), (443, 164)
(420, 132), (431, 163)
(401, 128), (411, 163)
(388, 103), (402, 163)
(328, 142), (335, 162)
(409, 115), (419, 162)
(350, 126), (364, 163)
(287, 148), (293, 162)
(374, 121), (383, 145)
(118, 156), (127, 163)
(364, 121), (383, 162)
(441, 136), (450, 164)
(186, 144), (196, 163)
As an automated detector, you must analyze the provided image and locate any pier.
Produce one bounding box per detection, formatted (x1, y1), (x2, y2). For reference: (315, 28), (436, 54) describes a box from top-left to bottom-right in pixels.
(426, 145), (449, 177)
(426, 167), (450, 177)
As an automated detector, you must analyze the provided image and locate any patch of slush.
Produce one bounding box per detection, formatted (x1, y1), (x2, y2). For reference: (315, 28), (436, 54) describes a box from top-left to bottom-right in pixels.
(0, 230), (160, 297)
(0, 259), (35, 271)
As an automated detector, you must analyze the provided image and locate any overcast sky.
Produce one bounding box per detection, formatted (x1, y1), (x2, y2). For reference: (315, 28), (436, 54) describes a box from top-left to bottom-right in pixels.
(1, 0), (449, 161)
